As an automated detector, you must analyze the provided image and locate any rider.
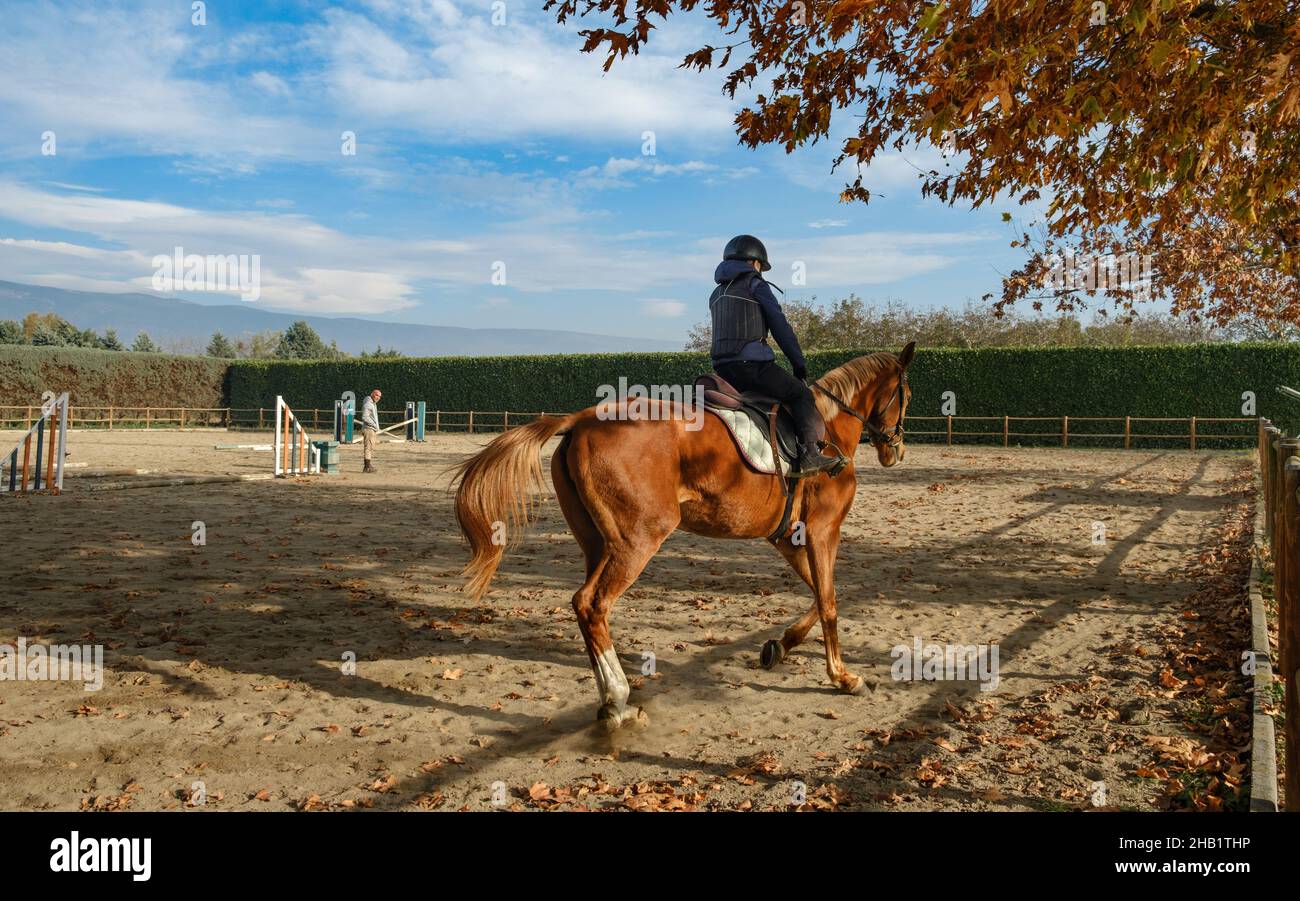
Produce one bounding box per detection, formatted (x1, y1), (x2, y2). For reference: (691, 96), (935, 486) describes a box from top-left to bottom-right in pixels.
(710, 235), (841, 477)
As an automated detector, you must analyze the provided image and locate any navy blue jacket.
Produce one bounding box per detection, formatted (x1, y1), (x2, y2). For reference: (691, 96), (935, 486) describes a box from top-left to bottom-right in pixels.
(711, 260), (806, 371)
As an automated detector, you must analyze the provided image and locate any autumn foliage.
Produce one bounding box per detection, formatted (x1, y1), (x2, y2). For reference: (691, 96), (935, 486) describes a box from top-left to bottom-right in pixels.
(547, 0), (1300, 324)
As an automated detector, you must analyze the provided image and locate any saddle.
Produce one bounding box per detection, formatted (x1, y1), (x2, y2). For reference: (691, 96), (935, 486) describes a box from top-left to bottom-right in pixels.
(694, 372), (803, 468)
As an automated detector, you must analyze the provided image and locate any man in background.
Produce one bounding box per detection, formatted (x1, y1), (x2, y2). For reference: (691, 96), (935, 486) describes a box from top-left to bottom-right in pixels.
(361, 388), (382, 473)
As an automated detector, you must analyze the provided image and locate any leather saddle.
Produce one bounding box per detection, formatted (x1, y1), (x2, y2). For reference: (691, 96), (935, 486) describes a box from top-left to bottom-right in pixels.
(694, 372), (804, 466)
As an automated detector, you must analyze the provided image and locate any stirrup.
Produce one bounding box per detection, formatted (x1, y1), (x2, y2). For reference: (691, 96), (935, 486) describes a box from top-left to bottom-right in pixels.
(817, 440), (849, 477)
(791, 449), (840, 478)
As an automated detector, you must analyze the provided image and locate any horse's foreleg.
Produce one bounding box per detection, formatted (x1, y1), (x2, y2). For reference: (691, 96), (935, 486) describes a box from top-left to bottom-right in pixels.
(806, 522), (867, 694)
(761, 540), (820, 668)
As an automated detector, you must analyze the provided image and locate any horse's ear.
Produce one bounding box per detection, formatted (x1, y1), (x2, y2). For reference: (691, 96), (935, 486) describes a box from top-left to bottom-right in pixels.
(898, 341), (916, 369)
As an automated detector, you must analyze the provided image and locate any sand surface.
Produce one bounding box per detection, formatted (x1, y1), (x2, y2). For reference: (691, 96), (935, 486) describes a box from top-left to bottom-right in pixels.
(0, 428), (1252, 811)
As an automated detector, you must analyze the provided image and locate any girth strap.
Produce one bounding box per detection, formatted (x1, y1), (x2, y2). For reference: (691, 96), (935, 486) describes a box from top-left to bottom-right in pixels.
(767, 478), (799, 542)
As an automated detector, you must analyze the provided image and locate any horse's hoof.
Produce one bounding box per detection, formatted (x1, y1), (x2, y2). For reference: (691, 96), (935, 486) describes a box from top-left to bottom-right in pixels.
(760, 639), (786, 670)
(597, 704), (648, 729)
(840, 673), (870, 695)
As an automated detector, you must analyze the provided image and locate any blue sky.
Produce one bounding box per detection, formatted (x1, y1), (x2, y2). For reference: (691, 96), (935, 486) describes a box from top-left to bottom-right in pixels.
(0, 0), (1030, 343)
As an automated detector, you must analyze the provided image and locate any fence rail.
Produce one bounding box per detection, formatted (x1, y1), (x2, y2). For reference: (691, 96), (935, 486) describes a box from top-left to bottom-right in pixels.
(1258, 415), (1300, 811)
(0, 406), (1260, 448)
(908, 415), (1255, 449)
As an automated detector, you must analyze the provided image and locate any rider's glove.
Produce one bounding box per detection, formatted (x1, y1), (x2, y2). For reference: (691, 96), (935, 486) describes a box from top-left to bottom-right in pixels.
(793, 363), (808, 381)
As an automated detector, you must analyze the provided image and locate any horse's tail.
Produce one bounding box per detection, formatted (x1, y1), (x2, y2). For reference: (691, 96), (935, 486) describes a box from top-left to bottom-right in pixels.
(450, 412), (578, 600)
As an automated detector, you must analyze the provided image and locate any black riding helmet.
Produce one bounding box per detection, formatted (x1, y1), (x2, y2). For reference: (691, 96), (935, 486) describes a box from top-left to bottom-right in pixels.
(723, 234), (771, 272)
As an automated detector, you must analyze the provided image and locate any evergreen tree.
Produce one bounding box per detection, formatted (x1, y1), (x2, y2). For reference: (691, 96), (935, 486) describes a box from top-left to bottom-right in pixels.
(99, 328), (124, 351)
(359, 345), (403, 359)
(206, 331), (236, 358)
(273, 321), (330, 360)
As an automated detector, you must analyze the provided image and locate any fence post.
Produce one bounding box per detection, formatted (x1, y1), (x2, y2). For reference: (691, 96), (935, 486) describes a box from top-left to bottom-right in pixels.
(1282, 455), (1300, 809)
(108, 407), (114, 431)
(146, 407), (151, 429)
(504, 411), (510, 431)
(1062, 416), (1069, 448)
(1273, 438), (1299, 568)
(1189, 416), (1197, 452)
(1266, 428), (1283, 541)
(1003, 416), (1009, 447)
(435, 410), (441, 432)
(1124, 415), (1131, 450)
(44, 413), (55, 488)
(1260, 421), (1271, 538)
(180, 408), (186, 430)
(469, 411), (474, 434)
(946, 416), (952, 447)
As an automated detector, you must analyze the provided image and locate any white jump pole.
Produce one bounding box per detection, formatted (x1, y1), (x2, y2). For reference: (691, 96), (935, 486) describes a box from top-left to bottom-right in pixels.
(274, 396), (320, 477)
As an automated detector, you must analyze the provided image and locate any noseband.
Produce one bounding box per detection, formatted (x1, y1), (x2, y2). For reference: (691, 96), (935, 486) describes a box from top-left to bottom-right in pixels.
(811, 373), (908, 449)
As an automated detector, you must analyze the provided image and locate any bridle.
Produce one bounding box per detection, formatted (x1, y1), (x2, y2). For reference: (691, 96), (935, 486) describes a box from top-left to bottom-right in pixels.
(810, 371), (909, 449)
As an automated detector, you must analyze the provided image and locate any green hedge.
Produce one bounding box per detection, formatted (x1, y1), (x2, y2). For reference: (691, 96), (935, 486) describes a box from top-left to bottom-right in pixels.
(0, 345), (227, 411)
(7, 342), (1293, 443)
(227, 344), (1300, 444)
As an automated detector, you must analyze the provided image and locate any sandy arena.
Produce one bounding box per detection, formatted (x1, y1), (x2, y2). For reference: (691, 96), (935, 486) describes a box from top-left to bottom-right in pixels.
(0, 428), (1253, 811)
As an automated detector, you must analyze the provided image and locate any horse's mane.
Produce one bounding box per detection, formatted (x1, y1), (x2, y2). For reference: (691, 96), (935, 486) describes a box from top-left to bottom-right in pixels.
(813, 352), (901, 420)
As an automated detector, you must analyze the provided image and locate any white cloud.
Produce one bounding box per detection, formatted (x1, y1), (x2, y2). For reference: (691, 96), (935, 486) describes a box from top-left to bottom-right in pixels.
(691, 230), (991, 291)
(808, 219), (848, 229)
(0, 0), (737, 167)
(0, 180), (996, 318)
(0, 2), (333, 165)
(308, 7), (738, 146)
(42, 182), (109, 194)
(576, 156), (721, 189)
(642, 299), (687, 317)
(249, 71), (292, 97)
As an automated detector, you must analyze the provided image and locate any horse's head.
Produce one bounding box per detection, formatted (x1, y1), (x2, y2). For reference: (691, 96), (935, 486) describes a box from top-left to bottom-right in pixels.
(868, 341), (915, 468)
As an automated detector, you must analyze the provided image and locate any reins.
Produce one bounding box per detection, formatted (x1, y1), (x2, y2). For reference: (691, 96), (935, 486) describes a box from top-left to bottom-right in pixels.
(809, 374), (907, 448)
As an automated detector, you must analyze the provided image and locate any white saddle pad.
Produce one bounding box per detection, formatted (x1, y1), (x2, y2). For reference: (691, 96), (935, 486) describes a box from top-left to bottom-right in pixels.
(707, 407), (790, 476)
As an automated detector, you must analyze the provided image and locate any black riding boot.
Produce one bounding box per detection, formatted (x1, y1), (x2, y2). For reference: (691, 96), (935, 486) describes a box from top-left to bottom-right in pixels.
(791, 442), (841, 478)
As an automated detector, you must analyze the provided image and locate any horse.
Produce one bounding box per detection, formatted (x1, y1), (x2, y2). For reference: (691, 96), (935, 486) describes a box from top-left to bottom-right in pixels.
(451, 343), (915, 727)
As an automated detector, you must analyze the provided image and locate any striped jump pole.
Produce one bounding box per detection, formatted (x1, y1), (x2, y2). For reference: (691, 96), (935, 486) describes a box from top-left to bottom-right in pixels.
(334, 392), (355, 444)
(273, 396), (321, 477)
(405, 401), (426, 442)
(3, 392), (69, 495)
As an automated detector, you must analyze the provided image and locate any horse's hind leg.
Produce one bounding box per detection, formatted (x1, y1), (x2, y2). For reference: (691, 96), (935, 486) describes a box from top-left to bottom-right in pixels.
(760, 539), (820, 669)
(552, 437), (676, 727)
(551, 440), (603, 579)
(552, 440), (613, 705)
(575, 541), (665, 727)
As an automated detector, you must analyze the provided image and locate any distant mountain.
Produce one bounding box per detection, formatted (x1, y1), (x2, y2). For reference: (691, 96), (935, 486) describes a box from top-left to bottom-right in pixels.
(0, 281), (680, 356)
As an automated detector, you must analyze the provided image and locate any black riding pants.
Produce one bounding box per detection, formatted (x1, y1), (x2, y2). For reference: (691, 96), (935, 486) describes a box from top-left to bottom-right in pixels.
(714, 360), (820, 448)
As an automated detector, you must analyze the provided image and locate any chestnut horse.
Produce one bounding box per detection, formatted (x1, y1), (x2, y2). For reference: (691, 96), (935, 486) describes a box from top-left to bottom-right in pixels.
(451, 343), (915, 727)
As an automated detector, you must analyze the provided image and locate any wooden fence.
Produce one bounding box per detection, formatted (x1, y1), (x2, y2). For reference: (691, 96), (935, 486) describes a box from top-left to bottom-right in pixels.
(1258, 416), (1300, 810)
(0, 406), (553, 434)
(0, 406), (1258, 448)
(908, 415), (1254, 449)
